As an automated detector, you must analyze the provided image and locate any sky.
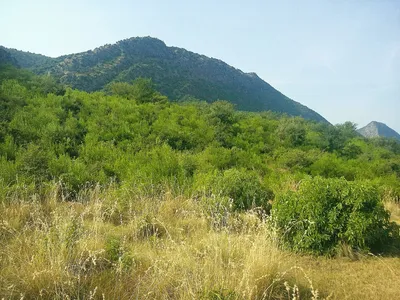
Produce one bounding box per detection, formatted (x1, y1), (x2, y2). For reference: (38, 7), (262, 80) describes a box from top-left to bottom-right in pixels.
(1, 0), (399, 131)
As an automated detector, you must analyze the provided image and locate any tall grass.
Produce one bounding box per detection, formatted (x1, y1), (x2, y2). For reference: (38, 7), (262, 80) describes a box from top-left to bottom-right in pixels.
(1, 183), (400, 299)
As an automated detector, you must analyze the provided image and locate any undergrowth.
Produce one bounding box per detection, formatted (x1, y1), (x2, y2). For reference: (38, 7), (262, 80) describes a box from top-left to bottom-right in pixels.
(1, 183), (400, 299)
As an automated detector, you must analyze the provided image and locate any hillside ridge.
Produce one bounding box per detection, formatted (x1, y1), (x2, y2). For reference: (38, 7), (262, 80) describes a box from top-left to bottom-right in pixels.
(1, 37), (328, 122)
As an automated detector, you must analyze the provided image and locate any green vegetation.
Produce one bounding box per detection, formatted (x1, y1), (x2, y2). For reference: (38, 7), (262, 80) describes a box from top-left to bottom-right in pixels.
(273, 177), (395, 255)
(1, 66), (400, 299)
(1, 37), (327, 122)
(1, 65), (399, 242)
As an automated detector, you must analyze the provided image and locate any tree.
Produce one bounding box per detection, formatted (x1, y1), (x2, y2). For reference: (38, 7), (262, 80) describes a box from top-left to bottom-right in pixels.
(105, 78), (167, 104)
(276, 118), (306, 147)
(208, 100), (238, 147)
(272, 177), (395, 255)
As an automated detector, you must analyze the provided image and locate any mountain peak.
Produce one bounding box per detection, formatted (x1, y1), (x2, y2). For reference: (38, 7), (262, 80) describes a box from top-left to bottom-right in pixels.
(368, 121), (382, 126)
(246, 72), (260, 79)
(118, 36), (167, 46)
(358, 121), (400, 140)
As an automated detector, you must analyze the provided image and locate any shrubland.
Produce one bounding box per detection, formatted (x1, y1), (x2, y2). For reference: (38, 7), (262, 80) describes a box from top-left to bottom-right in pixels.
(0, 65), (400, 299)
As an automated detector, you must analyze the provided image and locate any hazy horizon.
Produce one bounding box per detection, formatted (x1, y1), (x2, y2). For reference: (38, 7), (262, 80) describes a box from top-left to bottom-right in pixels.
(1, 0), (399, 131)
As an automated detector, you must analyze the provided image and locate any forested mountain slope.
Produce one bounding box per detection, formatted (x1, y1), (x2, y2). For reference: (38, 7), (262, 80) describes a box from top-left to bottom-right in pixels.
(1, 37), (327, 122)
(0, 48), (19, 67)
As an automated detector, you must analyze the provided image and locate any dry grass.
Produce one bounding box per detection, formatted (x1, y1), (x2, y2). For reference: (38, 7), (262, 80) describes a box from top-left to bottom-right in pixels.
(1, 185), (400, 299)
(385, 201), (400, 225)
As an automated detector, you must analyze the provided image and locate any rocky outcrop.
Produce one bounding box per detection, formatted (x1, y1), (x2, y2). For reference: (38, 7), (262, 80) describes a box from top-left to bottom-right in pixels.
(358, 121), (400, 140)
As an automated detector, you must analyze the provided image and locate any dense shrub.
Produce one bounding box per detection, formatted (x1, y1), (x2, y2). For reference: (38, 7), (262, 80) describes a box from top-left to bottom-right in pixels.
(195, 168), (274, 211)
(275, 148), (315, 171)
(276, 118), (306, 147)
(16, 144), (52, 183)
(272, 177), (395, 255)
(310, 153), (356, 180)
(1, 66), (400, 223)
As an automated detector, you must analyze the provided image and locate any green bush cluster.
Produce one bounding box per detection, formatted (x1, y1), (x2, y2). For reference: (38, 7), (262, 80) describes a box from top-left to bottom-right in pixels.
(272, 177), (396, 255)
(0, 66), (400, 254)
(194, 168), (273, 211)
(1, 69), (400, 199)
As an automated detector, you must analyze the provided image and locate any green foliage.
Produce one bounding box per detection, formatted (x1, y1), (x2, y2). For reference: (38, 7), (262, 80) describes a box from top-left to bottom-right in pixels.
(275, 148), (316, 171)
(341, 141), (363, 159)
(208, 100), (238, 147)
(0, 65), (65, 96)
(105, 81), (137, 100)
(0, 65), (34, 84)
(0, 63), (399, 260)
(3, 37), (328, 122)
(309, 153), (357, 180)
(152, 104), (214, 150)
(322, 122), (359, 153)
(105, 235), (133, 269)
(0, 156), (17, 185)
(276, 118), (306, 147)
(48, 155), (92, 197)
(106, 78), (167, 104)
(209, 100), (236, 125)
(16, 144), (51, 183)
(0, 135), (17, 160)
(272, 177), (395, 255)
(105, 236), (123, 262)
(195, 168), (273, 211)
(219, 169), (273, 211)
(0, 67), (400, 228)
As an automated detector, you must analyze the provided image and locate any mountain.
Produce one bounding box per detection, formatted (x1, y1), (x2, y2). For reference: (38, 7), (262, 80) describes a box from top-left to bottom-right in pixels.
(1, 37), (328, 122)
(0, 48), (19, 67)
(358, 121), (400, 140)
(0, 47), (53, 70)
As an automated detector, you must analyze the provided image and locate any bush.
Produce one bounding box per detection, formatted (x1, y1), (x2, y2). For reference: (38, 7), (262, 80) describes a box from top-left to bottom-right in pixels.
(310, 153), (356, 180)
(276, 118), (306, 147)
(195, 168), (274, 212)
(16, 144), (52, 183)
(272, 176), (395, 255)
(275, 148), (315, 171)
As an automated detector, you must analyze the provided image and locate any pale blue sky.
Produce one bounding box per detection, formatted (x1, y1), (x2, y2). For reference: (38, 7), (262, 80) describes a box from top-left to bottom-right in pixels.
(1, 0), (399, 131)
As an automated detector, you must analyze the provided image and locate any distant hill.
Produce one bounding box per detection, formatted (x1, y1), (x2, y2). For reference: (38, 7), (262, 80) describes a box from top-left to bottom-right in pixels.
(358, 121), (400, 140)
(0, 37), (328, 122)
(0, 47), (53, 70)
(0, 48), (19, 67)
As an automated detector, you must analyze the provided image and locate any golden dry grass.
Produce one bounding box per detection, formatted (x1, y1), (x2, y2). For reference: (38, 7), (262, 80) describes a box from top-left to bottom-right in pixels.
(1, 185), (399, 299)
(385, 200), (400, 225)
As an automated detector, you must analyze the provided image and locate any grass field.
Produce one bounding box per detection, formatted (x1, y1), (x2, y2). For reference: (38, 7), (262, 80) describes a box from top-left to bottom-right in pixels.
(1, 184), (399, 299)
